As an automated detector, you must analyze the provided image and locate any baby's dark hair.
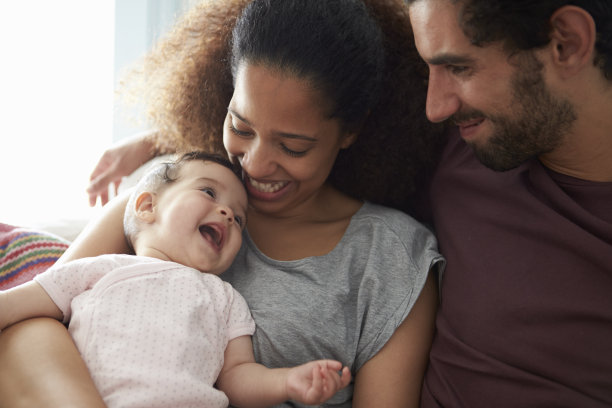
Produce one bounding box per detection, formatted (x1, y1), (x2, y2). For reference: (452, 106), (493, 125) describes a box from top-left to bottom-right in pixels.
(162, 151), (242, 182)
(123, 151), (242, 251)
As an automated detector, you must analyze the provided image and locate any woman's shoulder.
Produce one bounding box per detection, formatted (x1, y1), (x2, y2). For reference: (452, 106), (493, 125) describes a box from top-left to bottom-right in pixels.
(344, 202), (443, 283)
(346, 202), (440, 258)
(353, 202), (433, 233)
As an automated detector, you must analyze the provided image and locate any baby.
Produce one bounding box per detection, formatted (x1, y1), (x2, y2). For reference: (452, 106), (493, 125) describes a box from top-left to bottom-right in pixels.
(0, 152), (350, 408)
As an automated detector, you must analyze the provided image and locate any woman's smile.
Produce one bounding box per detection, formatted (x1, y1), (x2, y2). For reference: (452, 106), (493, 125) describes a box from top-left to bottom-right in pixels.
(246, 175), (289, 193)
(244, 173), (291, 201)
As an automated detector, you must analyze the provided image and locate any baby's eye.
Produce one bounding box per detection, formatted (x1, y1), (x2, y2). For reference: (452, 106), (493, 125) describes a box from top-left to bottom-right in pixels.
(234, 215), (244, 228)
(201, 187), (216, 198)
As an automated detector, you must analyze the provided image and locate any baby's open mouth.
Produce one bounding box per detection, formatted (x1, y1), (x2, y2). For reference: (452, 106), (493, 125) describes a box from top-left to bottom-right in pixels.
(199, 225), (222, 248)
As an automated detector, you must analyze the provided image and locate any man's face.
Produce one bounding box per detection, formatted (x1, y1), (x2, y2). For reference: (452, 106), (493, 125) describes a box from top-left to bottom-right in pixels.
(409, 0), (576, 171)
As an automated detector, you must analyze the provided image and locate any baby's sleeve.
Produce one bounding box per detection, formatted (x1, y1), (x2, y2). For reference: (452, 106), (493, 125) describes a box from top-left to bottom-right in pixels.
(223, 282), (256, 341)
(34, 256), (113, 322)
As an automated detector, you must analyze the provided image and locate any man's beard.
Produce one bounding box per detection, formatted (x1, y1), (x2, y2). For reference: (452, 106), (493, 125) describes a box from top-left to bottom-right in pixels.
(453, 53), (577, 171)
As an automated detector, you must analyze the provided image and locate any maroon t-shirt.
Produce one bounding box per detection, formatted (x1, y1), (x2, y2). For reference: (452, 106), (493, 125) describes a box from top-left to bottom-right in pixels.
(421, 131), (612, 407)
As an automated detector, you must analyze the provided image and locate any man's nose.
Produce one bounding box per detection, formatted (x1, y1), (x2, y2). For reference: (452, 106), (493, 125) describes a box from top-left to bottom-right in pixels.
(425, 70), (460, 123)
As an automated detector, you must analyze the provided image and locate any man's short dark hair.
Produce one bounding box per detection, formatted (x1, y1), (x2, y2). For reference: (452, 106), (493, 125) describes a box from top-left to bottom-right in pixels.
(406, 0), (612, 79)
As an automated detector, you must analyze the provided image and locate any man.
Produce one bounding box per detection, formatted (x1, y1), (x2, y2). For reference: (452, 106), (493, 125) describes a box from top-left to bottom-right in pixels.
(405, 0), (612, 407)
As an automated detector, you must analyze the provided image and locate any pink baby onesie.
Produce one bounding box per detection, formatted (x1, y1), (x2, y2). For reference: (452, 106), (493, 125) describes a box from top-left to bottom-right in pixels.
(35, 254), (255, 408)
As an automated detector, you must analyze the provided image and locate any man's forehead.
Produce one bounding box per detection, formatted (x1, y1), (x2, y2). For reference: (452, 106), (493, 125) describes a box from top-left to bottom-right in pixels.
(408, 0), (458, 32)
(409, 0), (467, 60)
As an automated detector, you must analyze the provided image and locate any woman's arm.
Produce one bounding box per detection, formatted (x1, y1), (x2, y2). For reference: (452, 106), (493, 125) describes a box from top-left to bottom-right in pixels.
(217, 336), (351, 408)
(352, 272), (438, 408)
(0, 281), (62, 331)
(0, 194), (132, 407)
(0, 318), (106, 408)
(59, 192), (131, 265)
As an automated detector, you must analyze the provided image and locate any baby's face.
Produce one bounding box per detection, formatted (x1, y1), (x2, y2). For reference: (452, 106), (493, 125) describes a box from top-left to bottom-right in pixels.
(151, 160), (247, 275)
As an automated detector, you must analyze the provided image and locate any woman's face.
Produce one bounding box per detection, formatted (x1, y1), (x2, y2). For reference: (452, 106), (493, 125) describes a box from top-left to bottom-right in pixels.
(223, 63), (355, 217)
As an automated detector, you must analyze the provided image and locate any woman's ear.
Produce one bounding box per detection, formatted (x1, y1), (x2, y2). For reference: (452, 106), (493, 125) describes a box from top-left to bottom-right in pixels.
(134, 192), (157, 223)
(340, 131), (358, 150)
(549, 5), (596, 77)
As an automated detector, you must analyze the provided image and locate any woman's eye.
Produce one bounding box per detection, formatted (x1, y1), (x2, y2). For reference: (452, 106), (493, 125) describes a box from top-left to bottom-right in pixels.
(201, 187), (216, 198)
(280, 144), (308, 158)
(229, 123), (251, 137)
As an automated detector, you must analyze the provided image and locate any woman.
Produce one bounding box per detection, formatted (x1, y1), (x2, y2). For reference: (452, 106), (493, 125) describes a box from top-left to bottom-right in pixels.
(0, 1), (445, 406)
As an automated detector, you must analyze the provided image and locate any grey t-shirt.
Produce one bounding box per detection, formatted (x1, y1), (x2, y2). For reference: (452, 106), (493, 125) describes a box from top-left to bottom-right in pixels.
(222, 202), (443, 407)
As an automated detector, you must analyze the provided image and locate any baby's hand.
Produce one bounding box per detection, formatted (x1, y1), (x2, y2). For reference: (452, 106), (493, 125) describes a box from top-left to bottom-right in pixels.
(285, 360), (351, 405)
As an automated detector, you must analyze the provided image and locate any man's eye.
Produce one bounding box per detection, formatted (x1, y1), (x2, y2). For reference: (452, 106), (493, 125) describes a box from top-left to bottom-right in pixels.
(201, 187), (216, 198)
(449, 65), (469, 75)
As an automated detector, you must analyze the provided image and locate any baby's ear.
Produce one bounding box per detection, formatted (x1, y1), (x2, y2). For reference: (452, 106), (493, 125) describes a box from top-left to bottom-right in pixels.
(134, 192), (156, 223)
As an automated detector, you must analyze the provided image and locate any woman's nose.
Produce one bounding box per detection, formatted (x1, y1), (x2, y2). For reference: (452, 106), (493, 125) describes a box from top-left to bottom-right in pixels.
(425, 70), (461, 123)
(240, 140), (276, 178)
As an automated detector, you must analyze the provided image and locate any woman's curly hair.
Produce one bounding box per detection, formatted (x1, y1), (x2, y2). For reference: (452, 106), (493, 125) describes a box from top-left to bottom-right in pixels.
(119, 0), (445, 215)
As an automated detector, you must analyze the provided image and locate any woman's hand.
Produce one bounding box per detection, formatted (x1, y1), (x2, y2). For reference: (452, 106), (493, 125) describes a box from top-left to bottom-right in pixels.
(87, 130), (160, 206)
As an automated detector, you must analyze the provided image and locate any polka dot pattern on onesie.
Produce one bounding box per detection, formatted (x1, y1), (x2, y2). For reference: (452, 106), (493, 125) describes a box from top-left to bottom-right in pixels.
(35, 254), (255, 408)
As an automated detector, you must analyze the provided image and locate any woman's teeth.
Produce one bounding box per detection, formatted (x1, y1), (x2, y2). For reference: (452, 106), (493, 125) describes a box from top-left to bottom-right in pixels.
(248, 177), (287, 193)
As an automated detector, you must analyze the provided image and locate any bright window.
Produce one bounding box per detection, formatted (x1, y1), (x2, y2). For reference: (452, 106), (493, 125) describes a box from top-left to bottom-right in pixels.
(0, 1), (197, 231)
(0, 2), (115, 227)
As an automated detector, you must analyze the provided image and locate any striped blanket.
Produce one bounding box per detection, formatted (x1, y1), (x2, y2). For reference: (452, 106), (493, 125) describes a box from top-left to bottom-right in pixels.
(0, 223), (69, 290)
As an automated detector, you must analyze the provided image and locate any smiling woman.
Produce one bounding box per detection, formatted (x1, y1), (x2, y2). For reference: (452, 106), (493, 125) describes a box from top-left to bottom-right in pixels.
(0, 2), (113, 235)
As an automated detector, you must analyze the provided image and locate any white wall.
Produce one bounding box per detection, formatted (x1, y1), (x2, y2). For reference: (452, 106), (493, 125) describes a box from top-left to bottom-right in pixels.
(113, 0), (195, 142)
(1, 1), (198, 230)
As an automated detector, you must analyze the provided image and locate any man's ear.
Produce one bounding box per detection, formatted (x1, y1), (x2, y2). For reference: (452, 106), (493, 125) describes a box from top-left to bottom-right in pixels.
(134, 192), (157, 223)
(549, 5), (596, 77)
